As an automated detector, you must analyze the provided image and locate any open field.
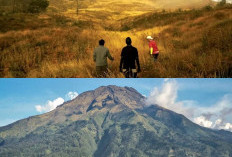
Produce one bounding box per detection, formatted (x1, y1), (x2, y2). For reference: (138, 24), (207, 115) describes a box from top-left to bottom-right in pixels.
(0, 1), (231, 78)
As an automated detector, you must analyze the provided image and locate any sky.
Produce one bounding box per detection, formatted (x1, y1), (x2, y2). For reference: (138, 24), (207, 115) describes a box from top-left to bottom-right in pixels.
(0, 78), (232, 131)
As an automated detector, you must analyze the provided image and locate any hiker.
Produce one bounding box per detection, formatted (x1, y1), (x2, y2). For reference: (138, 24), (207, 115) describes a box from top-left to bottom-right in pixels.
(147, 36), (159, 61)
(93, 39), (114, 77)
(120, 37), (141, 78)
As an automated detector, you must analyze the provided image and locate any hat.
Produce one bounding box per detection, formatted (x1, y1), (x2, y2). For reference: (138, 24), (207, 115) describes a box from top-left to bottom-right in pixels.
(147, 36), (153, 40)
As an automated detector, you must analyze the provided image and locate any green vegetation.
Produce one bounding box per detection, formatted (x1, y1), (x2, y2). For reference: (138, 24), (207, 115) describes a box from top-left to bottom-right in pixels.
(28, 0), (49, 13)
(0, 0), (49, 13)
(0, 86), (232, 156)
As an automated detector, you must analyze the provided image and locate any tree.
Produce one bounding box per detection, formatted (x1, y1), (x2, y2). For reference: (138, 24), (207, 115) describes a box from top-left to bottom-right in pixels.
(217, 0), (226, 7)
(28, 0), (49, 13)
(12, 0), (16, 12)
(76, 0), (79, 15)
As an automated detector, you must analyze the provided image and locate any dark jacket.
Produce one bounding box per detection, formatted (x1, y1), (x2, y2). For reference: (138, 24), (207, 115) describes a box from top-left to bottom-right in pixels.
(120, 45), (141, 70)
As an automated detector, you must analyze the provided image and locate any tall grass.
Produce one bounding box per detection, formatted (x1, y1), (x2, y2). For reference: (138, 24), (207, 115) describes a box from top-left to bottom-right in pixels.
(0, 5), (231, 78)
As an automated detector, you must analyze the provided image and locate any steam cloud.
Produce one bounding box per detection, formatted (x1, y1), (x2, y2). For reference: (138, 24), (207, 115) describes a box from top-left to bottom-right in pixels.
(146, 79), (232, 132)
(146, 79), (195, 118)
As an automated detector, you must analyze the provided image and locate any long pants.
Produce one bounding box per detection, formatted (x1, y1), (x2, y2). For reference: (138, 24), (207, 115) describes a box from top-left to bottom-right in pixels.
(123, 69), (137, 78)
(96, 66), (108, 78)
(152, 54), (159, 61)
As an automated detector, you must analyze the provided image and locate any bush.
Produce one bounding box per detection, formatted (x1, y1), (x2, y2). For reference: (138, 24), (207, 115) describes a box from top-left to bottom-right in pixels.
(217, 0), (226, 7)
(28, 0), (49, 13)
(203, 5), (213, 11)
(120, 25), (131, 31)
(190, 10), (203, 20)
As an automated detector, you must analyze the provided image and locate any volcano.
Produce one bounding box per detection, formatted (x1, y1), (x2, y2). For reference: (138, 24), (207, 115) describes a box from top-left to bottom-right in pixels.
(0, 85), (232, 156)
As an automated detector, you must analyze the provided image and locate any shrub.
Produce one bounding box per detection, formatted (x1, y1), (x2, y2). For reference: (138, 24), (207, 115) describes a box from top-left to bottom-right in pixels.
(203, 5), (213, 11)
(28, 0), (49, 13)
(121, 25), (131, 32)
(190, 10), (203, 20)
(214, 12), (226, 20)
(217, 0), (226, 7)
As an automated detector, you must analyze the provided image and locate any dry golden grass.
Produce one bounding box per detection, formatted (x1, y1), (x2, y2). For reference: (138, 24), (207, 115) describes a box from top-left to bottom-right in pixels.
(0, 4), (231, 78)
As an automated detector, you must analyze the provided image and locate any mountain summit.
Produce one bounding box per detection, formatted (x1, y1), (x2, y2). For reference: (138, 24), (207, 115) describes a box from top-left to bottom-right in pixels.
(0, 86), (232, 156)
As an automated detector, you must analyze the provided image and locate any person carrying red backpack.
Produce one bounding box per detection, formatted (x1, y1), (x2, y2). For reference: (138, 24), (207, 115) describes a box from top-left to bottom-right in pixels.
(147, 36), (159, 61)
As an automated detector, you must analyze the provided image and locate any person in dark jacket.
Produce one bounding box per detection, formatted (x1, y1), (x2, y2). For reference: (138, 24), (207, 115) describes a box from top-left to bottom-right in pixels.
(120, 37), (141, 78)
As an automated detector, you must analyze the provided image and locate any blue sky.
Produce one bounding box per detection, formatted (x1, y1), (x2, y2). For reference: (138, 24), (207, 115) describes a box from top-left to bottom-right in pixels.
(0, 78), (232, 131)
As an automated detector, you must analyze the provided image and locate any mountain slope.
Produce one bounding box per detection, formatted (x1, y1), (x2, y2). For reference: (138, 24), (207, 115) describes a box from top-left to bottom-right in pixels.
(49, 0), (213, 12)
(0, 86), (232, 157)
(0, 0), (213, 21)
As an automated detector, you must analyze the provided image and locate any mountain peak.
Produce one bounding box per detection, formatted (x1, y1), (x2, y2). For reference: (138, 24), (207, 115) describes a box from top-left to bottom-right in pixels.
(54, 85), (146, 121)
(74, 85), (145, 112)
(1, 85), (232, 156)
(94, 85), (142, 95)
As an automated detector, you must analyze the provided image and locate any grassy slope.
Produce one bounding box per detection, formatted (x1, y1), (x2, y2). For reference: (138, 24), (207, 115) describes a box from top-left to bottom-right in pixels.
(0, 2), (231, 77)
(121, 5), (232, 77)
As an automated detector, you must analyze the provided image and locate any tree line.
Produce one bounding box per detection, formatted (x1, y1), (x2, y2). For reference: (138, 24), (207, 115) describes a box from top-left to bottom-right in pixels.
(0, 0), (49, 13)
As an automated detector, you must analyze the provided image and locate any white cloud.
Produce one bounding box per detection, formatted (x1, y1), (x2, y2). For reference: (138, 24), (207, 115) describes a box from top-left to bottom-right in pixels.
(224, 123), (232, 130)
(146, 79), (177, 108)
(66, 92), (78, 100)
(212, 0), (232, 4)
(214, 119), (223, 128)
(195, 94), (232, 131)
(146, 79), (195, 118)
(194, 117), (232, 131)
(194, 116), (213, 128)
(146, 79), (232, 132)
(35, 97), (64, 113)
(35, 91), (79, 113)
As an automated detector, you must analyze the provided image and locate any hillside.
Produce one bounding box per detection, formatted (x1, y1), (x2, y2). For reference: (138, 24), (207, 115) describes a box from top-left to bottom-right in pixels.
(0, 1), (231, 78)
(0, 86), (232, 156)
